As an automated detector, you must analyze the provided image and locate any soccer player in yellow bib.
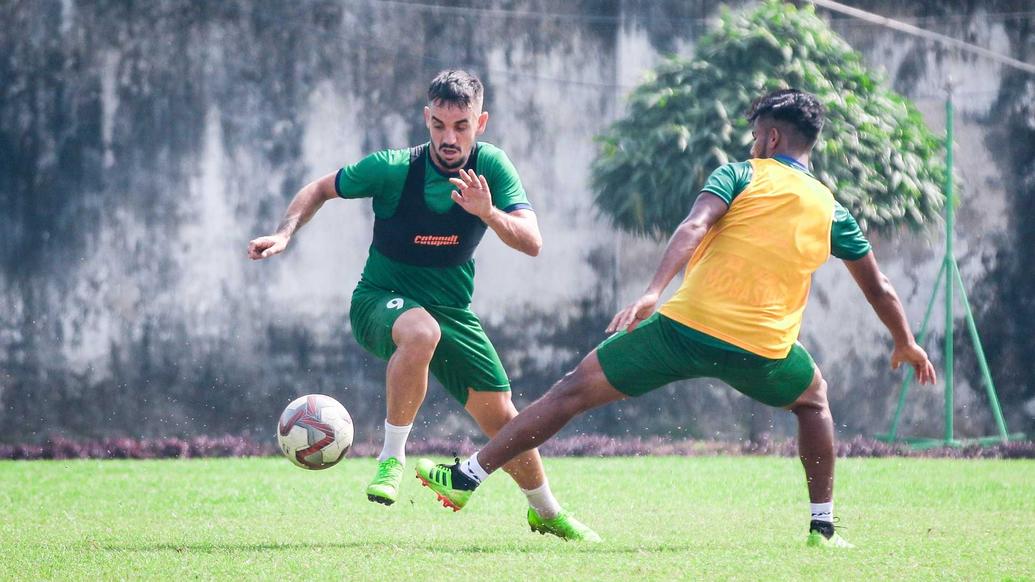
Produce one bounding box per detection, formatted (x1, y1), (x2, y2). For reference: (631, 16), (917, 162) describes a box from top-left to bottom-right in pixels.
(416, 89), (938, 548)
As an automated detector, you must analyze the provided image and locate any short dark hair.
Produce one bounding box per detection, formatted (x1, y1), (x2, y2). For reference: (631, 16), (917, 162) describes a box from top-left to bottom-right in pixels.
(427, 70), (483, 109)
(747, 89), (825, 146)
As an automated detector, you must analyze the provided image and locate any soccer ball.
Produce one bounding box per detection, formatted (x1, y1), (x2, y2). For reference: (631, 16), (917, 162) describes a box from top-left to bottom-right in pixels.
(276, 394), (354, 470)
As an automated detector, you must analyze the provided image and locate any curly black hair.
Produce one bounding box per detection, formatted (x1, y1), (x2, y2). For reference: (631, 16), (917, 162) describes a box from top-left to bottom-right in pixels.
(747, 89), (825, 146)
(427, 70), (483, 109)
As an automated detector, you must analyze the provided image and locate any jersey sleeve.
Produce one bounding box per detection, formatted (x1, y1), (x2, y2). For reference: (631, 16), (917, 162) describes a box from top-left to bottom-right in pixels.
(335, 150), (395, 200)
(830, 201), (872, 260)
(700, 161), (753, 206)
(479, 144), (532, 213)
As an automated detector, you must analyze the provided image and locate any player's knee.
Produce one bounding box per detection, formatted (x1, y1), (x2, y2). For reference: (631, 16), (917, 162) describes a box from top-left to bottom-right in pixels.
(393, 314), (441, 354)
(789, 372), (829, 414)
(479, 414), (513, 437)
(466, 392), (517, 435)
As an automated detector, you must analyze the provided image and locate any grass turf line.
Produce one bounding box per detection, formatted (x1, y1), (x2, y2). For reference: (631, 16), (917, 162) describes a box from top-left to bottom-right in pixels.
(1, 456), (1032, 580)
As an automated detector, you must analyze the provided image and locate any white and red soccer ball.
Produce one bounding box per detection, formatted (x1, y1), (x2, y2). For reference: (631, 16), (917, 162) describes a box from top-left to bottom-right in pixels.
(276, 394), (353, 470)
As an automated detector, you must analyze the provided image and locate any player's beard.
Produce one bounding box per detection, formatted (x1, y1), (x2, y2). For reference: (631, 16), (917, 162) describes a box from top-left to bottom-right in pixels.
(433, 142), (467, 170)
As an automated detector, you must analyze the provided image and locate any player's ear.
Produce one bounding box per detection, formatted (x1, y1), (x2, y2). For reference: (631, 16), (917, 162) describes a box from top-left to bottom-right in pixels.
(424, 106), (431, 128)
(476, 110), (489, 135)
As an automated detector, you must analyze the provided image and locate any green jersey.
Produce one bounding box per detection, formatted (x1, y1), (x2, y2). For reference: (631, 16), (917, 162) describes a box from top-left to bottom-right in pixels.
(335, 142), (531, 307)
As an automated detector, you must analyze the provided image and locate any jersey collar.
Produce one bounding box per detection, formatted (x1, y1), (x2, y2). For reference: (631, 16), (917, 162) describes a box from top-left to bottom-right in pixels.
(772, 154), (811, 175)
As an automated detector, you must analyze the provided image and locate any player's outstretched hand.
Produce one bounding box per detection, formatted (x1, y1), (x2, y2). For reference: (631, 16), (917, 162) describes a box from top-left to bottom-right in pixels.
(606, 292), (659, 334)
(248, 233), (290, 260)
(891, 342), (937, 385)
(449, 168), (493, 219)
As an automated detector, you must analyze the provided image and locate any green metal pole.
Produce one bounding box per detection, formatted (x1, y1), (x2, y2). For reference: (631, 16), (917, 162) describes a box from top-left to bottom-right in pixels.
(885, 260), (946, 441)
(943, 91), (955, 445)
(951, 261), (1010, 441)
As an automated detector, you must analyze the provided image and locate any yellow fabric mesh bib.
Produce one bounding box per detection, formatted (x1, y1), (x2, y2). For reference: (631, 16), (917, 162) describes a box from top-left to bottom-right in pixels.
(659, 158), (834, 358)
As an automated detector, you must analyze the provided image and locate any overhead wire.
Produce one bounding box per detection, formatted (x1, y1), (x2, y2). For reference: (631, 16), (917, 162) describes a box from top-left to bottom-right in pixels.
(362, 0), (717, 26)
(810, 0), (1035, 75)
(367, 0), (1035, 27)
(210, 0), (1030, 114)
(353, 0), (1035, 91)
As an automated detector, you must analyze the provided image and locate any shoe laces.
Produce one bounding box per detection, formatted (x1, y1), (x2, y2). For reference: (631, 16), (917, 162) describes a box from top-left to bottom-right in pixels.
(445, 454), (479, 491)
(373, 458), (402, 483)
(425, 457), (457, 487)
(809, 517), (845, 539)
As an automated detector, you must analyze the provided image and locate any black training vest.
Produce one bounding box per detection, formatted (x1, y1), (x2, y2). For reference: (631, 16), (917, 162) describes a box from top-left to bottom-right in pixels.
(371, 143), (487, 267)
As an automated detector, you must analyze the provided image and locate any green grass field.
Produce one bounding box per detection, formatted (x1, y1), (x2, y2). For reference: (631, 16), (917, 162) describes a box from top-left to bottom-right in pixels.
(2, 456), (1032, 580)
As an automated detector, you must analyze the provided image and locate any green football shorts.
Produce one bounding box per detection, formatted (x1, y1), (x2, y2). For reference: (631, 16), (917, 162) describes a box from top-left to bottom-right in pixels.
(596, 313), (816, 407)
(349, 283), (510, 404)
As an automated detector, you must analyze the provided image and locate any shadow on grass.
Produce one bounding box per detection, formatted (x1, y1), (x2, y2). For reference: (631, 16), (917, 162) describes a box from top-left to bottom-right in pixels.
(99, 541), (696, 554)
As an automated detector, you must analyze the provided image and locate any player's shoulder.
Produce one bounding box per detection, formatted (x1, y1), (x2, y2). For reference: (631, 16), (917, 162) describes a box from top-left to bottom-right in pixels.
(709, 159), (755, 184)
(832, 198), (853, 222)
(340, 148), (412, 190)
(725, 159), (755, 172)
(475, 141), (510, 161)
(364, 147), (411, 167)
(747, 157), (783, 174)
(475, 141), (520, 174)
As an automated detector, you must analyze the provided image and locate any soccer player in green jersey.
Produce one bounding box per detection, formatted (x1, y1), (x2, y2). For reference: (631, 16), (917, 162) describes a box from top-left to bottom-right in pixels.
(248, 70), (598, 541)
(415, 89), (937, 548)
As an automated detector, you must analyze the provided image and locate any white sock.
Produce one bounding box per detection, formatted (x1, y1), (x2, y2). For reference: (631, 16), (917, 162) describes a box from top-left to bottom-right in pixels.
(459, 452), (490, 483)
(521, 481), (562, 520)
(810, 501), (834, 523)
(378, 420), (412, 464)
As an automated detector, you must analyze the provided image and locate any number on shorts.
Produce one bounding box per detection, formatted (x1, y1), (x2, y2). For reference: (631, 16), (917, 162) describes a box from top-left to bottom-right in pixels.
(386, 298), (404, 310)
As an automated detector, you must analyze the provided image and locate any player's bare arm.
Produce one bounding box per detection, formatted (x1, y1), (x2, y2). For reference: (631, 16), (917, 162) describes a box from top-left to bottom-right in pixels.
(843, 252), (937, 384)
(606, 192), (729, 333)
(449, 168), (542, 256)
(247, 171), (339, 260)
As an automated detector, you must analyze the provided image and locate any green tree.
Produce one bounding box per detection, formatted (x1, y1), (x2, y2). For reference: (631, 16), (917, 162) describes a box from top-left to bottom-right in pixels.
(592, 0), (947, 238)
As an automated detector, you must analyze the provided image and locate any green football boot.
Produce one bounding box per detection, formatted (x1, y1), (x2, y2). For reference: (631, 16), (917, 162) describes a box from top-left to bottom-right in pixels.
(366, 457), (404, 506)
(528, 508), (602, 543)
(806, 520), (854, 549)
(414, 458), (478, 511)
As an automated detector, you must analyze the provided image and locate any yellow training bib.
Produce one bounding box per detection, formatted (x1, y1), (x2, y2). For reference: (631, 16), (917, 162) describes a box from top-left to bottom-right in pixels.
(659, 158), (834, 358)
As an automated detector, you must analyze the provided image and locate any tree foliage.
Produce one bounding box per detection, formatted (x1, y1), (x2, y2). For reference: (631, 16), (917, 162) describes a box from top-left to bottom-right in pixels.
(592, 0), (948, 239)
